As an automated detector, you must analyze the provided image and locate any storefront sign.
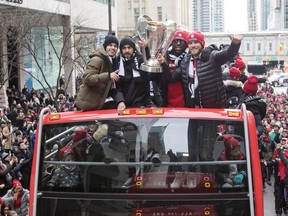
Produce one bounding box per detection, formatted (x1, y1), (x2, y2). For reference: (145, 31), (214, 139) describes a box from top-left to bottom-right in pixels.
(1, 0), (23, 4)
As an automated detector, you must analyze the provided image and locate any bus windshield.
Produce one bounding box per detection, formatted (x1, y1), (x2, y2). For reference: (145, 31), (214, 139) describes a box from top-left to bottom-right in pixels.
(36, 116), (251, 216)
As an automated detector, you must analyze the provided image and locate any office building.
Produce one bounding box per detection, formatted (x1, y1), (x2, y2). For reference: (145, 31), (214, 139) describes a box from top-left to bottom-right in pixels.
(116, 0), (192, 39)
(260, 0), (271, 30)
(191, 0), (224, 32)
(267, 0), (288, 30)
(247, 0), (258, 31)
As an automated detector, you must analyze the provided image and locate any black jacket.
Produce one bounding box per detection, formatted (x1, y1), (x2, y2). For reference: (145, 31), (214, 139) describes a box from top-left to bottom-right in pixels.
(238, 94), (267, 134)
(223, 78), (243, 108)
(164, 42), (241, 108)
(113, 52), (153, 108)
(224, 79), (243, 99)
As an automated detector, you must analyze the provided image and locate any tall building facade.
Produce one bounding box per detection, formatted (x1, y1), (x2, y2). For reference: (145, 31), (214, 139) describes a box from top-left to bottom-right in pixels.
(247, 0), (258, 31)
(260, 0), (271, 30)
(267, 0), (288, 30)
(191, 0), (224, 32)
(116, 0), (192, 39)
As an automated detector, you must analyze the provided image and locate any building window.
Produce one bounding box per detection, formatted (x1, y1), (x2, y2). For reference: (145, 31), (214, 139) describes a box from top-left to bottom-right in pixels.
(134, 8), (140, 24)
(29, 27), (63, 91)
(269, 42), (272, 51)
(157, 7), (162, 21)
(128, 0), (131, 9)
(258, 43), (261, 51)
(246, 43), (250, 51)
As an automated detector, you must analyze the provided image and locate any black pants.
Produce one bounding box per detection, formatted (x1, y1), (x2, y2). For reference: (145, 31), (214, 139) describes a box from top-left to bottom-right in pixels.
(274, 178), (286, 214)
(187, 120), (217, 174)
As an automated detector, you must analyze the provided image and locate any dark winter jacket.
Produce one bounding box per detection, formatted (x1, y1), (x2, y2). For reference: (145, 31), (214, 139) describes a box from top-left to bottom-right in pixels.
(156, 48), (187, 107)
(113, 52), (154, 108)
(278, 148), (288, 185)
(75, 45), (116, 111)
(164, 42), (241, 108)
(238, 94), (267, 134)
(48, 165), (82, 188)
(0, 163), (13, 195)
(223, 79), (243, 100)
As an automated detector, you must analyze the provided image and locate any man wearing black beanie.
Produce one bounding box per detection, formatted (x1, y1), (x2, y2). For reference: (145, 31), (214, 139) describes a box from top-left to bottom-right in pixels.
(119, 37), (136, 53)
(103, 35), (119, 50)
(75, 34), (120, 111)
(113, 36), (164, 114)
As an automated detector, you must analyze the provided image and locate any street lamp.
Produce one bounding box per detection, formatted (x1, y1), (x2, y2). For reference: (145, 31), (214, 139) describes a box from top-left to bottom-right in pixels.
(108, 0), (112, 35)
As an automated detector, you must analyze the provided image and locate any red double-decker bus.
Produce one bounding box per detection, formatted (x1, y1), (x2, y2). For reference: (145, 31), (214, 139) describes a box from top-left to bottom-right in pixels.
(29, 105), (263, 216)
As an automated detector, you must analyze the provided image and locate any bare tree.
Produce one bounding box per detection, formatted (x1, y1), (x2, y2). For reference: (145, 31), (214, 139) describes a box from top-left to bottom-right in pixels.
(0, 8), (97, 111)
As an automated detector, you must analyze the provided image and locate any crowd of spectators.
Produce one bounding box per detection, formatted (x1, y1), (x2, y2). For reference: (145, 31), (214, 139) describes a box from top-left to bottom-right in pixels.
(0, 69), (286, 215)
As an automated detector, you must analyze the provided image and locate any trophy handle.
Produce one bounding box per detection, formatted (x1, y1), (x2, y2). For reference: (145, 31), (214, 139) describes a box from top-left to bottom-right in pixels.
(136, 15), (152, 40)
(159, 20), (177, 56)
(135, 15), (153, 64)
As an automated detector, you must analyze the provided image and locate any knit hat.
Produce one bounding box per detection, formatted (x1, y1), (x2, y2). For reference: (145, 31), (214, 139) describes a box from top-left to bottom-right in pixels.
(224, 135), (240, 150)
(103, 35), (119, 49)
(188, 31), (205, 47)
(1, 152), (9, 160)
(13, 179), (22, 188)
(73, 127), (87, 144)
(234, 58), (246, 70)
(120, 36), (136, 51)
(93, 124), (108, 141)
(229, 67), (241, 79)
(173, 30), (188, 43)
(243, 75), (258, 94)
(58, 146), (74, 161)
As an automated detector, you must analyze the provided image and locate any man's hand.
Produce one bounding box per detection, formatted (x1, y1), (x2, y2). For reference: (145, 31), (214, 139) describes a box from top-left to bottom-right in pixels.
(13, 192), (18, 201)
(157, 54), (165, 65)
(117, 102), (126, 115)
(137, 39), (148, 49)
(110, 70), (119, 81)
(228, 34), (243, 44)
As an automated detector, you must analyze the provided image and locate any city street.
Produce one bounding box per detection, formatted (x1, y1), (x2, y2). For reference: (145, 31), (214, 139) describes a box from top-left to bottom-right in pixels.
(264, 176), (275, 215)
(274, 86), (287, 94)
(264, 86), (287, 215)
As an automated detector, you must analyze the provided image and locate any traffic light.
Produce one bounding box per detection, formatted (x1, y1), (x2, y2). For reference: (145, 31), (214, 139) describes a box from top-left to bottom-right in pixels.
(279, 42), (284, 52)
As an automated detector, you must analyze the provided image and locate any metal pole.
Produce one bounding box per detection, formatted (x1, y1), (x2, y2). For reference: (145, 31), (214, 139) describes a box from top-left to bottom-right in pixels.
(108, 0), (112, 35)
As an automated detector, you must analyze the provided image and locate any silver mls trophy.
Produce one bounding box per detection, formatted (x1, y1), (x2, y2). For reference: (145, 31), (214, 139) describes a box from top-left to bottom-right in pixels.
(136, 15), (176, 73)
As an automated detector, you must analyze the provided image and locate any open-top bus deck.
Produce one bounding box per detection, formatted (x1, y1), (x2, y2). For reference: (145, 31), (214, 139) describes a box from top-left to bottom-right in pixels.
(29, 106), (263, 216)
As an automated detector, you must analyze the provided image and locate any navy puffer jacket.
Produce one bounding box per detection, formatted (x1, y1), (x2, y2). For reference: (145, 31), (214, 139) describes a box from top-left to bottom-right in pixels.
(164, 42), (240, 108)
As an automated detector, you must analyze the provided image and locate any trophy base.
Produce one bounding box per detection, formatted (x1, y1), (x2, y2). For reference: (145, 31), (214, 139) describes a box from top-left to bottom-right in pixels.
(140, 64), (163, 73)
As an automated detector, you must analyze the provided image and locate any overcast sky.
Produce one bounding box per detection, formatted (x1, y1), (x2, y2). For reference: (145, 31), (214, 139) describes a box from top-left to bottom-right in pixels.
(224, 0), (248, 32)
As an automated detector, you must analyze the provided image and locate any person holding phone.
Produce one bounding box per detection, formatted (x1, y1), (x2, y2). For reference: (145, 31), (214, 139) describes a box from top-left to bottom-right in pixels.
(2, 180), (29, 216)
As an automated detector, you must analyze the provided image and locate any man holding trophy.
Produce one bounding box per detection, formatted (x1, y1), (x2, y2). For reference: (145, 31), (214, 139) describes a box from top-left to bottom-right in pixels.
(113, 36), (162, 114)
(113, 15), (243, 175)
(114, 15), (173, 114)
